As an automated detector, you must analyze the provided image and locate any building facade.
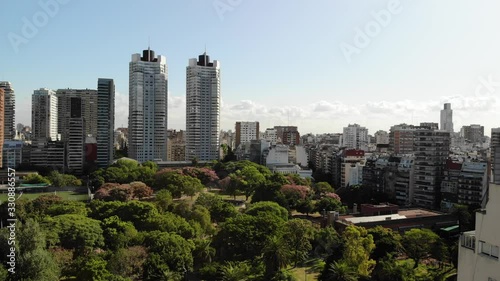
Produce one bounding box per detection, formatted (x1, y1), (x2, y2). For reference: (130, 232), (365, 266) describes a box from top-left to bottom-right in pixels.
(342, 124), (368, 150)
(457, 184), (500, 281)
(56, 88), (97, 139)
(96, 78), (115, 167)
(413, 129), (450, 209)
(440, 103), (453, 133)
(129, 49), (168, 162)
(0, 82), (15, 140)
(235, 121), (259, 148)
(32, 88), (58, 141)
(185, 52), (220, 161)
(492, 128), (500, 185)
(461, 124), (484, 144)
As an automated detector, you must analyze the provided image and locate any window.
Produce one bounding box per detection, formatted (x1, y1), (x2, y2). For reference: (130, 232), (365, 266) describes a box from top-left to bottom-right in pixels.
(461, 234), (475, 250)
(480, 241), (499, 259)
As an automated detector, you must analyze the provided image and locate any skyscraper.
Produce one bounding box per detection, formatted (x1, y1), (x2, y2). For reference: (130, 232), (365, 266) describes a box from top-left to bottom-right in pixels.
(129, 48), (168, 162)
(186, 52), (221, 161)
(32, 88), (58, 141)
(96, 79), (115, 167)
(440, 103), (453, 133)
(66, 97), (85, 175)
(56, 89), (98, 139)
(491, 128), (500, 185)
(0, 82), (15, 140)
(0, 89), (4, 168)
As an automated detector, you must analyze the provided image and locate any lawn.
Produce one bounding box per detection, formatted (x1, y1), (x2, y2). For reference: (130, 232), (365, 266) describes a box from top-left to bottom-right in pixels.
(291, 266), (320, 281)
(0, 191), (89, 202)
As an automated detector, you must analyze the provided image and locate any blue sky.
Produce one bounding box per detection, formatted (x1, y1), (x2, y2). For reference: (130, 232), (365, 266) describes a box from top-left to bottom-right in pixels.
(1, 0), (500, 135)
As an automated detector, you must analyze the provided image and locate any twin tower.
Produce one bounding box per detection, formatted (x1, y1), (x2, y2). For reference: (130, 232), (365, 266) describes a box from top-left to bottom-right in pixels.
(128, 49), (221, 163)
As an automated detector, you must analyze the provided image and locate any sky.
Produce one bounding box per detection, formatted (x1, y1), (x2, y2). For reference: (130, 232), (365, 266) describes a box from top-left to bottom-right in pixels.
(1, 0), (500, 136)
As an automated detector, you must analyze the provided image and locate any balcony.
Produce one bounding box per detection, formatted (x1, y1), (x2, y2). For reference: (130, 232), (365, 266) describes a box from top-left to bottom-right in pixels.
(460, 231), (476, 251)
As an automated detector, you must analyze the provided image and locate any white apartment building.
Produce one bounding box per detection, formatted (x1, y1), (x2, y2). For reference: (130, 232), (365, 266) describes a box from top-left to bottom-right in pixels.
(32, 88), (58, 141)
(342, 124), (368, 150)
(266, 144), (289, 165)
(263, 128), (278, 145)
(374, 130), (389, 145)
(56, 88), (98, 140)
(185, 52), (220, 161)
(129, 49), (168, 162)
(457, 184), (500, 281)
(235, 121), (259, 148)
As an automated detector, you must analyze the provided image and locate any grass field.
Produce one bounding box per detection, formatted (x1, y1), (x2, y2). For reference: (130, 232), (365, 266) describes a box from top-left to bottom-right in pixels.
(0, 191), (89, 202)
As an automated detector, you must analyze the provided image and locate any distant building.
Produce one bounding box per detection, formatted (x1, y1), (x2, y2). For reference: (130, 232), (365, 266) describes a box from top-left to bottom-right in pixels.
(167, 130), (186, 161)
(56, 88), (97, 140)
(0, 88), (4, 168)
(374, 130), (389, 145)
(66, 97), (85, 175)
(235, 121), (259, 148)
(1, 141), (23, 169)
(0, 82), (15, 141)
(30, 139), (65, 171)
(32, 88), (58, 141)
(185, 52), (221, 161)
(491, 128), (500, 184)
(96, 78), (115, 167)
(461, 124), (484, 144)
(440, 103), (453, 133)
(274, 126), (300, 146)
(413, 129), (450, 209)
(129, 48), (168, 162)
(342, 124), (368, 150)
(389, 124), (417, 154)
(263, 128), (278, 145)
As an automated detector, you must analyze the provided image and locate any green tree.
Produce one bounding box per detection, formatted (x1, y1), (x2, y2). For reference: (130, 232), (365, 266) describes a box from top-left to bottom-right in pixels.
(74, 255), (112, 281)
(245, 201), (289, 221)
(367, 226), (402, 260)
(193, 238), (216, 265)
(195, 193), (238, 223)
(314, 182), (334, 196)
(220, 261), (251, 281)
(23, 173), (51, 184)
(282, 219), (317, 266)
(314, 197), (344, 213)
(43, 214), (104, 253)
(296, 198), (315, 216)
(143, 231), (195, 273)
(108, 246), (147, 280)
(154, 189), (173, 213)
(11, 219), (60, 281)
(402, 228), (439, 268)
(46, 201), (88, 217)
(214, 213), (285, 261)
(262, 235), (293, 278)
(101, 216), (138, 250)
(312, 226), (341, 259)
(326, 261), (359, 281)
(230, 166), (266, 200)
(341, 225), (376, 278)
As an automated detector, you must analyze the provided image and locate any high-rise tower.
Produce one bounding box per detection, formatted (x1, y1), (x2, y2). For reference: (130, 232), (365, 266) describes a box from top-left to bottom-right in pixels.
(440, 103), (453, 133)
(97, 78), (115, 167)
(129, 48), (168, 162)
(0, 82), (15, 140)
(185, 52), (221, 161)
(32, 88), (58, 141)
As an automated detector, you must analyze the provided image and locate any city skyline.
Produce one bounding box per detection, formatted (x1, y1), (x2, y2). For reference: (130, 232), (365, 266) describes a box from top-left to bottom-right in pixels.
(2, 1), (500, 135)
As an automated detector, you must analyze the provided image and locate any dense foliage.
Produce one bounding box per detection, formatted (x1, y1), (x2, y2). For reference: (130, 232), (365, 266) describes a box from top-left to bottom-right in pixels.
(0, 160), (459, 280)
